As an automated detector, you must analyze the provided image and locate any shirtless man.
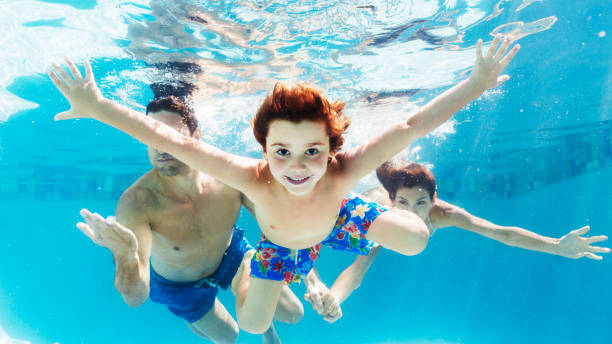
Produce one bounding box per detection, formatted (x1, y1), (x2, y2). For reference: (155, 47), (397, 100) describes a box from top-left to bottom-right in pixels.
(77, 96), (303, 344)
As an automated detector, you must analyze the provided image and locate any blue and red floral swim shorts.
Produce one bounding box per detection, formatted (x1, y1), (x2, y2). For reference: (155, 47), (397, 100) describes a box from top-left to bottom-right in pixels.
(250, 193), (388, 284)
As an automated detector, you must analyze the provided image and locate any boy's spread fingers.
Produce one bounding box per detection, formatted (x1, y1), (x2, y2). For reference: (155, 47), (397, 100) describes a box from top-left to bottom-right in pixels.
(48, 71), (68, 95)
(52, 63), (74, 83)
(64, 57), (83, 79)
(486, 35), (501, 58)
(495, 39), (511, 60)
(475, 39), (483, 61)
(498, 75), (510, 84)
(500, 45), (520, 69)
(84, 59), (94, 80)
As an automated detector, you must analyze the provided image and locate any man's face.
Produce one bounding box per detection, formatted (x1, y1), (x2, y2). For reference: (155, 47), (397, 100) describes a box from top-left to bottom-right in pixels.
(391, 186), (433, 221)
(147, 110), (195, 177)
(265, 119), (331, 196)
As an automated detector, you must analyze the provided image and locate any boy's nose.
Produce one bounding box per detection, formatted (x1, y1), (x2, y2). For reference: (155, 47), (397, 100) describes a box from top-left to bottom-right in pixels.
(289, 159), (307, 170)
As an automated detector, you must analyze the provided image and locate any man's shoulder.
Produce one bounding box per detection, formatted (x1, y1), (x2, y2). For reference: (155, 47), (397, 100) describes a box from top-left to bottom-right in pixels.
(118, 173), (159, 210)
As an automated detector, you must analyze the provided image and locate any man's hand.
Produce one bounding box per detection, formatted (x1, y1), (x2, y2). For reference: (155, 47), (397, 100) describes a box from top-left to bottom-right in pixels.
(557, 226), (610, 260)
(77, 208), (139, 259)
(304, 279), (343, 323)
(48, 58), (102, 121)
(468, 35), (520, 91)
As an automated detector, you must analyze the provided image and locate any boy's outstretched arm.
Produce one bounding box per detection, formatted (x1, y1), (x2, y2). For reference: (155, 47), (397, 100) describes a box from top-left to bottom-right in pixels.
(343, 36), (520, 181)
(433, 199), (611, 260)
(48, 58), (258, 193)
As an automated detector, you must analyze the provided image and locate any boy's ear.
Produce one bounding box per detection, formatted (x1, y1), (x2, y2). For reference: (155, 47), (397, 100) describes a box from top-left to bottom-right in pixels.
(433, 191), (437, 200)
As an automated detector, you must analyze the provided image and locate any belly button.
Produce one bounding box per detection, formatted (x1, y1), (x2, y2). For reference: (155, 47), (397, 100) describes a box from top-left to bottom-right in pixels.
(270, 225), (276, 230)
(174, 246), (180, 251)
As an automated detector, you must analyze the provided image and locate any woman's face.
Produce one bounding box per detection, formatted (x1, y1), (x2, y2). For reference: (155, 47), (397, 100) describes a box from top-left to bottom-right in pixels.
(391, 186), (433, 221)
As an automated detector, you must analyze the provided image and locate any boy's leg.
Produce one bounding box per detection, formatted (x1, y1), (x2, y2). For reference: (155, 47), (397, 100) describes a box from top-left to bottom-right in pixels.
(187, 298), (239, 344)
(236, 277), (284, 334)
(365, 208), (429, 256)
(232, 241), (312, 333)
(232, 250), (292, 333)
(275, 285), (304, 324)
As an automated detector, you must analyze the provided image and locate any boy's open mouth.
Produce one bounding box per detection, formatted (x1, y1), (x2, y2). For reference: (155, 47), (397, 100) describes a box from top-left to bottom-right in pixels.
(285, 176), (311, 185)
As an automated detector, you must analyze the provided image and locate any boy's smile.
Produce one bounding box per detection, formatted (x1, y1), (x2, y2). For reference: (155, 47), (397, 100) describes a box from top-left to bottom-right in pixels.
(265, 119), (331, 195)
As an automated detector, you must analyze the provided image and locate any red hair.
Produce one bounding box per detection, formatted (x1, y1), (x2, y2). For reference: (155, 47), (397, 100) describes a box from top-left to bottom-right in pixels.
(252, 83), (350, 154)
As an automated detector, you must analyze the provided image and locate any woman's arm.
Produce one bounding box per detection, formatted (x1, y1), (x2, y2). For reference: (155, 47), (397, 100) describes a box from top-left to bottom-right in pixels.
(329, 245), (382, 303)
(49, 58), (260, 193)
(432, 199), (610, 260)
(304, 246), (382, 323)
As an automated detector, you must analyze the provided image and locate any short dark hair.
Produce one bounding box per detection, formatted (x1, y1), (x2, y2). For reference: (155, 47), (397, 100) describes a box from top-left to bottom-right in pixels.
(376, 160), (436, 200)
(146, 96), (198, 135)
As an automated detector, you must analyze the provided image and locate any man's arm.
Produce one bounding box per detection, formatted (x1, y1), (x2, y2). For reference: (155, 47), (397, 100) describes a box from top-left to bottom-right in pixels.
(48, 58), (259, 194)
(433, 199), (610, 260)
(76, 189), (153, 307)
(112, 192), (154, 306)
(341, 37), (520, 182)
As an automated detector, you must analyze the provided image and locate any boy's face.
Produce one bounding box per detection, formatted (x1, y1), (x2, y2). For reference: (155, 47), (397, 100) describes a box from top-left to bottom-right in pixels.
(265, 119), (331, 196)
(148, 110), (200, 177)
(392, 186), (433, 221)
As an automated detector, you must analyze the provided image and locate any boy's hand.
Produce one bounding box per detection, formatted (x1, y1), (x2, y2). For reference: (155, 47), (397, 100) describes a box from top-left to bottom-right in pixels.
(77, 208), (139, 259)
(557, 226), (610, 260)
(468, 35), (520, 91)
(48, 57), (102, 121)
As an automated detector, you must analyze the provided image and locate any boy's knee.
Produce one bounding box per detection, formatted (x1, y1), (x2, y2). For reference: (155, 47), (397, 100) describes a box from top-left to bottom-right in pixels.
(284, 301), (304, 324)
(237, 319), (269, 335)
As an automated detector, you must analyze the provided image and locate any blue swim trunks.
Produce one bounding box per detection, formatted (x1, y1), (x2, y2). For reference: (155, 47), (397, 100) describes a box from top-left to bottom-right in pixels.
(250, 193), (387, 284)
(149, 227), (253, 323)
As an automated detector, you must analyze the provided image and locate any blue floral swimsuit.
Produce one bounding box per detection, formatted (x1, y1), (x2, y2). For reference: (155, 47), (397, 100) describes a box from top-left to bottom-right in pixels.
(250, 193), (388, 284)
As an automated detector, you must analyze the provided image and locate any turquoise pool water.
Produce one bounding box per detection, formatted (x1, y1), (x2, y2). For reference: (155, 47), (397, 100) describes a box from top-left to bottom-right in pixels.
(0, 1), (610, 343)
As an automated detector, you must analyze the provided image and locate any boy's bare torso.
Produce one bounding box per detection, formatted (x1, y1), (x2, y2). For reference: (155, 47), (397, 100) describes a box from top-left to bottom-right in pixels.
(248, 158), (354, 249)
(122, 170), (243, 282)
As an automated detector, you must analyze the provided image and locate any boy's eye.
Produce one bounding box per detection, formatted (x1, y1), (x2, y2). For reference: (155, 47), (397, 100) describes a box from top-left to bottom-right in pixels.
(399, 200), (408, 205)
(276, 148), (290, 156)
(305, 148), (319, 156)
(417, 200), (426, 206)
